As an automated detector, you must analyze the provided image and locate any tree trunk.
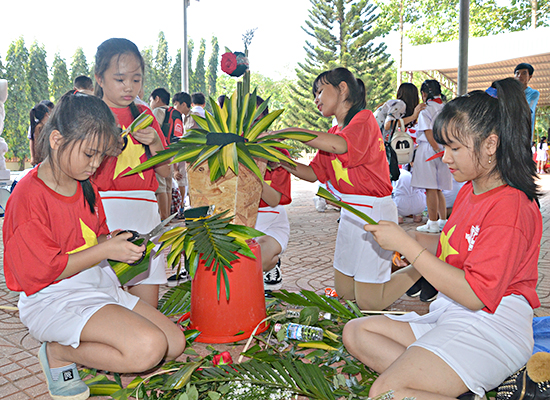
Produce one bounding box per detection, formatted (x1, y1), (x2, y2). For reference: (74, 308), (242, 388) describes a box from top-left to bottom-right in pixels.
(397, 0), (404, 89)
(531, 0), (537, 28)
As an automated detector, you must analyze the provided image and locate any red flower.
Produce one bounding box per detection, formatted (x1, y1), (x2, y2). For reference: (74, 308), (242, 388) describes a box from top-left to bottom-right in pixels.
(212, 351), (233, 366)
(221, 52), (237, 75)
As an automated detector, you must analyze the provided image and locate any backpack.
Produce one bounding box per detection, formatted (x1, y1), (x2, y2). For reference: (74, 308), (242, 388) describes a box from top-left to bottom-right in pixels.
(373, 99), (407, 140)
(390, 119), (414, 165)
(161, 106), (184, 144)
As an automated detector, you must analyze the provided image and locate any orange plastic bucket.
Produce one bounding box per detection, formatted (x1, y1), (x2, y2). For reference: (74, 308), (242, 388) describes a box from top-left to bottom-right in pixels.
(189, 240), (269, 343)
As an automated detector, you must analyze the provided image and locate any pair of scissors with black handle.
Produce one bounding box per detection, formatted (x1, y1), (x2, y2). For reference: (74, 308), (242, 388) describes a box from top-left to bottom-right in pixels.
(117, 212), (178, 265)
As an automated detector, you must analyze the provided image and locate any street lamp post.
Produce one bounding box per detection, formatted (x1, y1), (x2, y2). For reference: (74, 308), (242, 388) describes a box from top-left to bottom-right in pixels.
(182, 0), (200, 93)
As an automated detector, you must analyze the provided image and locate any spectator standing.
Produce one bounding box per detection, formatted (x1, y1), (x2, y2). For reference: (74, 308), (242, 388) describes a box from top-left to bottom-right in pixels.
(536, 136), (548, 174)
(73, 75), (94, 95)
(28, 103), (50, 166)
(190, 92), (207, 118)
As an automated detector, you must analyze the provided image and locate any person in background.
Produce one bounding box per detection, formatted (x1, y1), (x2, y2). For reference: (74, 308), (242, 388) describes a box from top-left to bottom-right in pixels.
(384, 83), (426, 143)
(28, 103), (50, 166)
(190, 92), (206, 118)
(393, 162), (425, 224)
(514, 62), (539, 138)
(536, 136), (548, 174)
(73, 75), (94, 95)
(149, 87), (183, 220)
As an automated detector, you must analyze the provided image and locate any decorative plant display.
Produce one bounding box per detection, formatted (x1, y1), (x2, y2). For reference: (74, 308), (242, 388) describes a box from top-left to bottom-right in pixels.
(157, 210), (265, 300)
(221, 49), (249, 78)
(127, 88), (316, 182)
(82, 289), (393, 400)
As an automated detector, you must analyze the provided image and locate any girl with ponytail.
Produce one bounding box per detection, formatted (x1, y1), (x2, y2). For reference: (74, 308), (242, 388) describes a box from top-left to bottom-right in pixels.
(275, 67), (406, 311)
(345, 78), (541, 400)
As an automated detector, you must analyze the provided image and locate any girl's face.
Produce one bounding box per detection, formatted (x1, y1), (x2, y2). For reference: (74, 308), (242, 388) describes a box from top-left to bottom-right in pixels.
(96, 53), (142, 108)
(441, 132), (495, 186)
(314, 81), (345, 118)
(57, 136), (105, 182)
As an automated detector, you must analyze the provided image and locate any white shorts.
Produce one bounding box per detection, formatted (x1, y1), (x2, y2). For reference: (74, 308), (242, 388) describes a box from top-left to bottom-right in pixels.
(387, 293), (534, 396)
(411, 142), (452, 191)
(393, 192), (425, 217)
(18, 265), (139, 348)
(99, 190), (168, 285)
(333, 193), (397, 283)
(254, 205), (290, 254)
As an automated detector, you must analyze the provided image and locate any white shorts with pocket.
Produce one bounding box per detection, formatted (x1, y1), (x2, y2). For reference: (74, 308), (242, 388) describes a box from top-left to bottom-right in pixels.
(387, 293), (534, 397)
(254, 205), (290, 254)
(411, 142), (452, 190)
(332, 191), (398, 283)
(18, 265), (140, 348)
(99, 190), (168, 285)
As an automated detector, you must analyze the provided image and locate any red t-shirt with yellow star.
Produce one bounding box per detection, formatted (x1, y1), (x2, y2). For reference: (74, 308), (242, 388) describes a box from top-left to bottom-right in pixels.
(437, 182), (541, 313)
(92, 105), (167, 192)
(3, 168), (109, 295)
(259, 149), (291, 208)
(310, 110), (392, 197)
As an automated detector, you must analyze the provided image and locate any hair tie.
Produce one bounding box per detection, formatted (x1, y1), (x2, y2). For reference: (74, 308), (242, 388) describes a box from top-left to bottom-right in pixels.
(485, 87), (498, 98)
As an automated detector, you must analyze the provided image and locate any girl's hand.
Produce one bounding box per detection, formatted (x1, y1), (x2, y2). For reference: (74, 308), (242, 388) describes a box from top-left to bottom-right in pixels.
(173, 170), (183, 180)
(132, 126), (162, 147)
(107, 232), (146, 264)
(363, 220), (413, 253)
(413, 103), (427, 117)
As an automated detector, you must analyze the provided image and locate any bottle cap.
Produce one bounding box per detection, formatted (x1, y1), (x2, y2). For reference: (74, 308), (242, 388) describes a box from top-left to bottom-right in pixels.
(274, 323), (282, 332)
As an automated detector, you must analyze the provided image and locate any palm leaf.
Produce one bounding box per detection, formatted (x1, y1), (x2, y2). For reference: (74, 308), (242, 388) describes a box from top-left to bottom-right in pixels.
(262, 131), (317, 142)
(317, 187), (378, 225)
(245, 109), (284, 142)
(123, 149), (178, 176)
(236, 143), (264, 180)
(109, 241), (156, 285)
(191, 114), (209, 130)
(210, 97), (229, 132)
(158, 282), (191, 317)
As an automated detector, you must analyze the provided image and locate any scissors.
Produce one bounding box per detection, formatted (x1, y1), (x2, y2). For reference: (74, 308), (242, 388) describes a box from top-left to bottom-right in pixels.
(392, 251), (407, 267)
(117, 212), (178, 265)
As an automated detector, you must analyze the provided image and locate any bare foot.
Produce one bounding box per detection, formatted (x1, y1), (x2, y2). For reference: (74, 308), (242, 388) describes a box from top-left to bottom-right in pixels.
(413, 214), (423, 223)
(398, 216), (404, 224)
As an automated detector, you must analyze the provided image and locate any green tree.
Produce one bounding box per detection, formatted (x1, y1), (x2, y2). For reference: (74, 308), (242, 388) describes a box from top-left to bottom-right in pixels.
(154, 31), (171, 91)
(170, 49), (182, 96)
(207, 36), (219, 97)
(4, 37), (32, 168)
(187, 39), (195, 91)
(285, 0), (393, 131)
(191, 39), (206, 95)
(141, 47), (156, 101)
(70, 47), (90, 83)
(27, 41), (49, 104)
(50, 53), (71, 102)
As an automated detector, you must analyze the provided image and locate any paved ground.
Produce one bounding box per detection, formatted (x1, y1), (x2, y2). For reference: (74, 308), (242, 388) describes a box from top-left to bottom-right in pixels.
(1, 175), (549, 399)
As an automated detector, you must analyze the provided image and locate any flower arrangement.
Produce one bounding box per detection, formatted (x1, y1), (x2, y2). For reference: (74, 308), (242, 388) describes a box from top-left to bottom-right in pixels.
(221, 51), (249, 77)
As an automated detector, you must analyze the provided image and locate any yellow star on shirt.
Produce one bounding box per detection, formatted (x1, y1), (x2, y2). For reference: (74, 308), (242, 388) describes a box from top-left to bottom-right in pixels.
(113, 134), (145, 180)
(438, 225), (459, 262)
(265, 179), (272, 186)
(67, 219), (98, 254)
(331, 158), (353, 187)
(378, 137), (385, 152)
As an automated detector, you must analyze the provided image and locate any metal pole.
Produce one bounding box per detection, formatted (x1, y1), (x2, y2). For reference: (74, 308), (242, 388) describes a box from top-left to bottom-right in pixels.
(457, 0), (469, 96)
(182, 0), (189, 92)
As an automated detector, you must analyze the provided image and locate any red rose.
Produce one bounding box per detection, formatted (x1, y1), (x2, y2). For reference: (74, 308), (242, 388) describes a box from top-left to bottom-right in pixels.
(221, 52), (237, 75)
(212, 351), (233, 366)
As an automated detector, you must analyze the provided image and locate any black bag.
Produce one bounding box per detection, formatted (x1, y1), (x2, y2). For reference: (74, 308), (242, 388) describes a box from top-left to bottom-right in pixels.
(497, 361), (550, 400)
(385, 120), (400, 181)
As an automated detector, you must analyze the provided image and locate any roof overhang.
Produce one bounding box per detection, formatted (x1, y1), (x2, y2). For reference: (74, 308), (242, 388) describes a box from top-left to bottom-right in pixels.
(402, 27), (550, 106)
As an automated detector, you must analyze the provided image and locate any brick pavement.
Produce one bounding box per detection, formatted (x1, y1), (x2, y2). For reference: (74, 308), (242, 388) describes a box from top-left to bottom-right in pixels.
(1, 175), (550, 399)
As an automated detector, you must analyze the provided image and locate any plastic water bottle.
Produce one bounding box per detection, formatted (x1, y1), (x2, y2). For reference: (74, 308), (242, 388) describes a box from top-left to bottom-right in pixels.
(285, 307), (331, 320)
(274, 323), (323, 341)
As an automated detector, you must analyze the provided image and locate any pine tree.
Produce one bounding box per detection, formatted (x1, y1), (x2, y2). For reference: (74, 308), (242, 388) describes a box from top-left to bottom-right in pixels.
(50, 53), (71, 102)
(27, 41), (49, 104)
(4, 37), (32, 169)
(207, 36), (219, 97)
(70, 47), (90, 83)
(191, 39), (206, 95)
(141, 47), (156, 101)
(155, 31), (171, 91)
(285, 0), (393, 131)
(170, 49), (182, 96)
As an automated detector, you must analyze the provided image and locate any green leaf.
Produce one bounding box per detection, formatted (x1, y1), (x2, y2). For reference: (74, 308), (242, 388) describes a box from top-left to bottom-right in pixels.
(191, 114), (209, 130)
(245, 109), (284, 142)
(262, 131), (318, 142)
(124, 149), (178, 175)
(316, 187), (378, 225)
(109, 241), (155, 285)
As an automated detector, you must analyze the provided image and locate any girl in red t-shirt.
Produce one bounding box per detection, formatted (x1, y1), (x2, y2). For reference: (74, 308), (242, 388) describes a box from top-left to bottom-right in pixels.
(275, 67), (410, 310)
(3, 93), (185, 400)
(345, 78), (541, 399)
(93, 38), (171, 307)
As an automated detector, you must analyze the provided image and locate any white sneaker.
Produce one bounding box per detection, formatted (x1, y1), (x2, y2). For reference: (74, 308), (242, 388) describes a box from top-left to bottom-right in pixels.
(416, 220), (440, 233)
(438, 219), (447, 230)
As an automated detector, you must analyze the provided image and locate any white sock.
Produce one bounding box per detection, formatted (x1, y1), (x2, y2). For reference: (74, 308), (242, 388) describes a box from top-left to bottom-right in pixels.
(438, 219), (447, 225)
(427, 219), (438, 227)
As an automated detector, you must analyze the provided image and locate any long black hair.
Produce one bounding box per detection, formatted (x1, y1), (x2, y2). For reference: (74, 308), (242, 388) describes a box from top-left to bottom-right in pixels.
(39, 92), (120, 212)
(312, 67), (366, 127)
(29, 103), (49, 139)
(433, 78), (538, 201)
(539, 136), (547, 150)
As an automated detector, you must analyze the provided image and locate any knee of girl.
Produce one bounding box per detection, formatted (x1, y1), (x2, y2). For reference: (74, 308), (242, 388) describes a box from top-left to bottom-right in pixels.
(355, 296), (384, 312)
(165, 331), (186, 361)
(341, 321), (357, 353)
(131, 331), (169, 372)
(369, 375), (399, 399)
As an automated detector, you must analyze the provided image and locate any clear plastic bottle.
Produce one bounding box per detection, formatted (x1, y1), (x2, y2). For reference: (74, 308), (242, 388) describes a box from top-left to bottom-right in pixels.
(274, 323), (323, 341)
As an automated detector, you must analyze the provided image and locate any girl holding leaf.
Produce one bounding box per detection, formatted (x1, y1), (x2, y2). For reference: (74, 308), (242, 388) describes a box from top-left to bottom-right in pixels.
(344, 78), (540, 400)
(276, 67), (419, 310)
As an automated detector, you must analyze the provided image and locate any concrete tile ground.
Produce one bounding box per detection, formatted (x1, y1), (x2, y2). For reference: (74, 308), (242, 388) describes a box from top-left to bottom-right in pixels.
(1, 175), (550, 399)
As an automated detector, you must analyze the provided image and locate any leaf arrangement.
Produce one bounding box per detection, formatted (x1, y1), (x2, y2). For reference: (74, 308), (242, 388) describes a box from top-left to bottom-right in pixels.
(83, 288), (385, 400)
(157, 210), (265, 301)
(316, 187), (378, 225)
(125, 88), (317, 181)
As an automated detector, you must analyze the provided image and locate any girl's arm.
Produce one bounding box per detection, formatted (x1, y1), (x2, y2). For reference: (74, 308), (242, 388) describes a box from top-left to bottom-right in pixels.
(132, 127), (171, 177)
(281, 161), (319, 182)
(29, 139), (36, 165)
(275, 128), (348, 154)
(58, 232), (145, 280)
(384, 103), (427, 130)
(364, 221), (485, 310)
(261, 181), (282, 207)
(423, 129), (441, 153)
